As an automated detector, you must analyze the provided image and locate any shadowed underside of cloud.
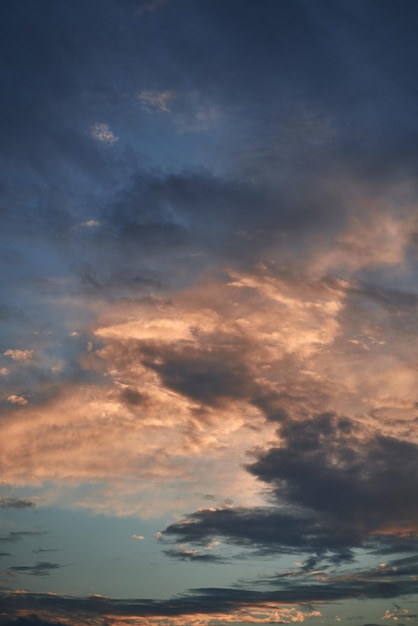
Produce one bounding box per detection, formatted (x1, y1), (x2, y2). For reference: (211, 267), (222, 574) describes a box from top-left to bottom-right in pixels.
(248, 413), (418, 531)
(2, 617), (67, 626)
(161, 413), (418, 562)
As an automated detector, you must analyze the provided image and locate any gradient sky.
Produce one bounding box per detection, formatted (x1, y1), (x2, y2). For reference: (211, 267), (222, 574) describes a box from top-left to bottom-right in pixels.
(1, 1), (418, 625)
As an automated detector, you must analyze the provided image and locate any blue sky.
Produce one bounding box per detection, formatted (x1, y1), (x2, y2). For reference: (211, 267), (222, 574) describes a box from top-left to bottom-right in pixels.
(1, 1), (418, 624)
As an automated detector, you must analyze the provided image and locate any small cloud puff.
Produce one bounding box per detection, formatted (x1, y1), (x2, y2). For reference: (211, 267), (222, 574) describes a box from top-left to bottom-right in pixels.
(90, 123), (119, 144)
(8, 395), (28, 406)
(4, 349), (33, 362)
(131, 534), (145, 541)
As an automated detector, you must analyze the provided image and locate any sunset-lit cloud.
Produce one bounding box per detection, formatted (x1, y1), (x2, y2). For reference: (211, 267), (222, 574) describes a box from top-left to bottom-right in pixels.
(1, 1), (418, 624)
(4, 350), (33, 362)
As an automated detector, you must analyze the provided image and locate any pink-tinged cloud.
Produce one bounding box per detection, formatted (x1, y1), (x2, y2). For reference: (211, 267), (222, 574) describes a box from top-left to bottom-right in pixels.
(4, 349), (33, 362)
(0, 264), (417, 528)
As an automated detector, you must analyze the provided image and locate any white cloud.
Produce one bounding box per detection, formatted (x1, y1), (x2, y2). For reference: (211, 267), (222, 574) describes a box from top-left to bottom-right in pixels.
(4, 349), (33, 362)
(131, 534), (145, 540)
(91, 123), (119, 144)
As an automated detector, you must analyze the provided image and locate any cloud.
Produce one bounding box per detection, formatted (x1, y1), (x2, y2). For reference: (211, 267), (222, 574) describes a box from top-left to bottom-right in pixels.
(1, 254), (418, 526)
(0, 498), (35, 509)
(0, 4), (418, 613)
(131, 534), (145, 541)
(2, 617), (67, 626)
(7, 395), (28, 406)
(78, 220), (100, 228)
(139, 89), (175, 113)
(4, 350), (33, 362)
(7, 561), (62, 577)
(90, 123), (119, 144)
(163, 547), (226, 563)
(382, 605), (418, 621)
(1, 557), (417, 625)
(138, 87), (221, 132)
(161, 506), (359, 561)
(161, 413), (418, 562)
(248, 413), (418, 533)
(0, 532), (47, 544)
(32, 549), (59, 554)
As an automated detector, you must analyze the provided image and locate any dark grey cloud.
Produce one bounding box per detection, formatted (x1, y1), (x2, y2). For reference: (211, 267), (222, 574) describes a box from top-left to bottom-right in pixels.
(0, 498), (35, 509)
(141, 342), (256, 407)
(31, 549), (59, 555)
(163, 548), (226, 563)
(248, 413), (418, 531)
(2, 617), (67, 626)
(0, 532), (47, 543)
(162, 506), (359, 561)
(7, 562), (62, 578)
(0, 556), (417, 624)
(161, 414), (418, 562)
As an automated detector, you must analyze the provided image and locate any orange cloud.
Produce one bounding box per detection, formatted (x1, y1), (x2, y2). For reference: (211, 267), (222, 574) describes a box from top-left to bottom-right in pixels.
(1, 263), (416, 519)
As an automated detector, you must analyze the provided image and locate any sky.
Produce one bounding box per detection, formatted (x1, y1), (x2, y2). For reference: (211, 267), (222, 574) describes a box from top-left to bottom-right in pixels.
(1, 0), (418, 624)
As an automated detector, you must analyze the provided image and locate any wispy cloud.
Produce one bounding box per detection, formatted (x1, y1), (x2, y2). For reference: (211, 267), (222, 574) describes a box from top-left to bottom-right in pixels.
(0, 531), (47, 544)
(138, 89), (221, 132)
(138, 89), (175, 113)
(1, 556), (417, 625)
(7, 561), (62, 577)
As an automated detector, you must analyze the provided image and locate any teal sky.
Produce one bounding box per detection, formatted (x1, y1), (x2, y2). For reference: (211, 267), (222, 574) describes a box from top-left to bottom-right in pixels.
(1, 1), (418, 625)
